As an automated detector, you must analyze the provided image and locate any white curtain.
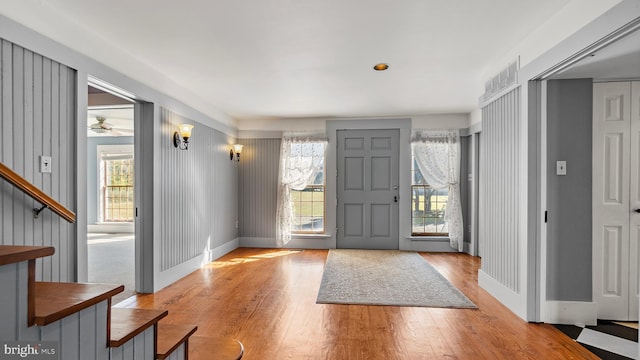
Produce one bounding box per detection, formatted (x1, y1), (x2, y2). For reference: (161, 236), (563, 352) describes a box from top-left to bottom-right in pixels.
(276, 132), (328, 247)
(411, 129), (464, 251)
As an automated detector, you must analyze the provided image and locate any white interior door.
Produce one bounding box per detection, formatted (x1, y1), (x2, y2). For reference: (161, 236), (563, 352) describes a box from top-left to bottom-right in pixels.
(629, 81), (640, 320)
(593, 81), (639, 321)
(336, 129), (399, 249)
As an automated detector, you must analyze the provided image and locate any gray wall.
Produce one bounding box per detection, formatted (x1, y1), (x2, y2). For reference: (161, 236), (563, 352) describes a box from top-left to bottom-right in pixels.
(86, 136), (134, 225)
(159, 108), (238, 271)
(460, 135), (470, 246)
(0, 38), (76, 282)
(546, 78), (593, 301)
(480, 88), (521, 292)
(237, 138), (281, 240)
(237, 135), (473, 248)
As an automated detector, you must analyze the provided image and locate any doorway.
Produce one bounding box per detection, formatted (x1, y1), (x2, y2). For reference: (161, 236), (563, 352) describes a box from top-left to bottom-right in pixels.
(540, 26), (640, 324)
(336, 129), (400, 249)
(86, 84), (137, 304)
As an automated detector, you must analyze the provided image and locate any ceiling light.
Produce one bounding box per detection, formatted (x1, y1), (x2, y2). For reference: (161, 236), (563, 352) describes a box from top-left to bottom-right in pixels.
(373, 63), (389, 71)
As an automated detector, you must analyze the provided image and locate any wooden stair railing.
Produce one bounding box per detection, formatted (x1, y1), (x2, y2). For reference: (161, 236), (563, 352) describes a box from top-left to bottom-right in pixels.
(0, 162), (75, 223)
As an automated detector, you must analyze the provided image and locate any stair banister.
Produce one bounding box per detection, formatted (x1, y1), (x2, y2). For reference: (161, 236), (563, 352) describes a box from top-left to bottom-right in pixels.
(0, 162), (76, 223)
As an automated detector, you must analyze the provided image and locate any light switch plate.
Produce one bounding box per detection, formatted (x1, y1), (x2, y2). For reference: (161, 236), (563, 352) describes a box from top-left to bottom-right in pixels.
(556, 160), (566, 176)
(40, 156), (52, 173)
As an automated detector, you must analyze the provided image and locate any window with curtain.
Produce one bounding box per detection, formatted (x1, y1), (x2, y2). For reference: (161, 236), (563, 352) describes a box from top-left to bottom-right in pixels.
(291, 155), (325, 233)
(276, 132), (328, 246)
(411, 157), (449, 235)
(411, 130), (463, 251)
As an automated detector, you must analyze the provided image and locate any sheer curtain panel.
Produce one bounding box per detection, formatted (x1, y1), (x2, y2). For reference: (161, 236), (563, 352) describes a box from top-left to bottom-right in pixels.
(276, 132), (328, 246)
(411, 130), (464, 251)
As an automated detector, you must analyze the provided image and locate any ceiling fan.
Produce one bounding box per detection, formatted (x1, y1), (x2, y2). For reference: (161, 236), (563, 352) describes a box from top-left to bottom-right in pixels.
(89, 116), (113, 133)
(88, 116), (133, 136)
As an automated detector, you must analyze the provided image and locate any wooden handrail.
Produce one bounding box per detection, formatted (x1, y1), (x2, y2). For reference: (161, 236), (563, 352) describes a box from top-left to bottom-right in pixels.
(0, 162), (76, 223)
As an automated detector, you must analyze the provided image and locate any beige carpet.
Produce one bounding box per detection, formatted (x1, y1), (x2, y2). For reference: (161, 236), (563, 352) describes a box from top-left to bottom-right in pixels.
(88, 233), (136, 305)
(316, 249), (477, 308)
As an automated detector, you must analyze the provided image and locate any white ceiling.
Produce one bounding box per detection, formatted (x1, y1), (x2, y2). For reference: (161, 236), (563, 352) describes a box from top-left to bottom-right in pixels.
(2, 0), (622, 122)
(551, 29), (640, 80)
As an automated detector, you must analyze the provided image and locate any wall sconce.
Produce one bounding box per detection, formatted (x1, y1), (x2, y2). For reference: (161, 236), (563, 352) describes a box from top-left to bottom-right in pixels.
(230, 144), (244, 162)
(173, 124), (194, 150)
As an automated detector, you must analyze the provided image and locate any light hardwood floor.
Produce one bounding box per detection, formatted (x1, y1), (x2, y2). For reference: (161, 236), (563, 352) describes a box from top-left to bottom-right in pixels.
(119, 248), (598, 359)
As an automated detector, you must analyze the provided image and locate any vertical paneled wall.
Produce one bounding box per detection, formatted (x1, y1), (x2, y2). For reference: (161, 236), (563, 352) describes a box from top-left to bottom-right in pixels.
(213, 130), (239, 246)
(159, 107), (237, 271)
(0, 38), (76, 281)
(479, 88), (521, 292)
(237, 138), (281, 239)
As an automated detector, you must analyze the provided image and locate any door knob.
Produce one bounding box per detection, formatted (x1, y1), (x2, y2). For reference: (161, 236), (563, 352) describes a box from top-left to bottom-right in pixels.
(635, 209), (640, 213)
(394, 196), (398, 203)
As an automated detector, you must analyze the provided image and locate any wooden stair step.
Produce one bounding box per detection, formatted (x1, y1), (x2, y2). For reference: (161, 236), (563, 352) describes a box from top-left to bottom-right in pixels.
(109, 308), (168, 347)
(157, 323), (198, 360)
(1, 246), (56, 326)
(189, 335), (244, 360)
(34, 282), (124, 326)
(0, 245), (54, 265)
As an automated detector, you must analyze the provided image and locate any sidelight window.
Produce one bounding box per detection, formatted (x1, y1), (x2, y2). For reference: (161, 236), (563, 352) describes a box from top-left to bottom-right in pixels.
(411, 158), (449, 236)
(276, 134), (328, 246)
(410, 129), (463, 251)
(291, 167), (325, 233)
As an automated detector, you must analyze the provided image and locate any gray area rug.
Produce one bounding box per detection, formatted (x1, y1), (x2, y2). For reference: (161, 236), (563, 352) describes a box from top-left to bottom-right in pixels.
(316, 249), (477, 308)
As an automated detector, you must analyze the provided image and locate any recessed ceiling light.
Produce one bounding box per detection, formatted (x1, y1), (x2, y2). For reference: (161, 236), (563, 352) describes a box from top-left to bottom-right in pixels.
(373, 63), (389, 71)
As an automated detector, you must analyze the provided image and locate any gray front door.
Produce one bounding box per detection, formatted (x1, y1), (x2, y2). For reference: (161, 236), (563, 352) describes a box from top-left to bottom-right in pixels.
(336, 129), (399, 249)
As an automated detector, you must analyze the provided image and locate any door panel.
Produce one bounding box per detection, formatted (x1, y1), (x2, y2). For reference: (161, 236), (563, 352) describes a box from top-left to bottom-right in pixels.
(603, 133), (623, 203)
(371, 157), (391, 190)
(593, 81), (635, 320)
(344, 157), (364, 190)
(344, 204), (364, 237)
(337, 129), (399, 249)
(602, 226), (623, 296)
(629, 81), (640, 320)
(371, 204), (391, 237)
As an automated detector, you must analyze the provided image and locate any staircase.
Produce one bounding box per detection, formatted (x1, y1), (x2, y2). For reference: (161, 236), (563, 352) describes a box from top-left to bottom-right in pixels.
(0, 245), (244, 360)
(0, 163), (243, 360)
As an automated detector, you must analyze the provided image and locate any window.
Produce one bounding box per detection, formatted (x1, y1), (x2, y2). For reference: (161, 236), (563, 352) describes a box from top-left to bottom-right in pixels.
(276, 135), (328, 246)
(98, 146), (134, 222)
(290, 143), (325, 233)
(411, 157), (448, 236)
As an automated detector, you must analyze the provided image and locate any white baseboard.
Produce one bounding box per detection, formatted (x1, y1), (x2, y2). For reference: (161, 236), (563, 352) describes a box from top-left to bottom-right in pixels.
(239, 237), (277, 248)
(155, 238), (239, 291)
(409, 238), (457, 252)
(156, 255), (203, 292)
(545, 301), (597, 326)
(88, 223), (134, 233)
(239, 236), (335, 249)
(478, 269), (527, 320)
(203, 238), (240, 263)
(240, 237), (461, 251)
